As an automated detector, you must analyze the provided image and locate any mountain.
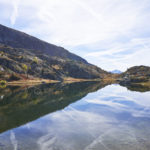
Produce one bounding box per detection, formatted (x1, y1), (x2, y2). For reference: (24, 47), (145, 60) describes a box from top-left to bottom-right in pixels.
(0, 24), (86, 63)
(121, 66), (150, 78)
(0, 24), (109, 81)
(119, 65), (150, 85)
(110, 70), (122, 74)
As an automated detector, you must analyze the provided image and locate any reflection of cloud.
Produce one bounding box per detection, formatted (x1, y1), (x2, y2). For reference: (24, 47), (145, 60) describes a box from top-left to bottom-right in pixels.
(85, 84), (150, 118)
(0, 85), (150, 150)
(38, 135), (57, 150)
(10, 131), (18, 150)
(36, 107), (115, 150)
(84, 126), (114, 150)
(0, 95), (4, 100)
(86, 98), (125, 109)
(35, 85), (150, 150)
(25, 123), (31, 129)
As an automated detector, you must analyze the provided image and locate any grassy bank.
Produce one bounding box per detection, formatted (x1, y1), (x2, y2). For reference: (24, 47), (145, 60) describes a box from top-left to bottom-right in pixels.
(0, 76), (117, 87)
(6, 79), (59, 86)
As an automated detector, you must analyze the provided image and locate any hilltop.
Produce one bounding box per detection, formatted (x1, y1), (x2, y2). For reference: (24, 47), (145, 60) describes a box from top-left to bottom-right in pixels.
(119, 65), (150, 87)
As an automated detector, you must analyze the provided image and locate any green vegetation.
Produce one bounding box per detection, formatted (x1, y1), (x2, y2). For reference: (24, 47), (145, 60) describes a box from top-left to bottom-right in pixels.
(0, 80), (6, 85)
(120, 66), (150, 88)
(22, 64), (28, 78)
(22, 64), (28, 71)
(0, 80), (7, 88)
(0, 44), (108, 81)
(33, 57), (38, 64)
(0, 51), (4, 56)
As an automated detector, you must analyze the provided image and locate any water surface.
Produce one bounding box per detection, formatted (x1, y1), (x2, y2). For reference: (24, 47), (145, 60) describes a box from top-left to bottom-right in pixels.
(0, 82), (150, 150)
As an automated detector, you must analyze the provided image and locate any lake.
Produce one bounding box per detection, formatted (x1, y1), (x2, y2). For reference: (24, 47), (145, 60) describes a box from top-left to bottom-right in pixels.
(0, 82), (150, 150)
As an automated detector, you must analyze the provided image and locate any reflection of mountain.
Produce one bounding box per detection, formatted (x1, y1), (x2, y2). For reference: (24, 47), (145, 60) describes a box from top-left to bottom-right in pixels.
(120, 84), (150, 92)
(0, 82), (108, 133)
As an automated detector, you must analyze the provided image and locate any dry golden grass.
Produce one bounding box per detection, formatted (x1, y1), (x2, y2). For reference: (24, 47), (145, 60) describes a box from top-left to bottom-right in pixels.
(52, 65), (61, 70)
(63, 77), (99, 83)
(63, 76), (117, 84)
(7, 78), (59, 86)
(4, 73), (118, 86)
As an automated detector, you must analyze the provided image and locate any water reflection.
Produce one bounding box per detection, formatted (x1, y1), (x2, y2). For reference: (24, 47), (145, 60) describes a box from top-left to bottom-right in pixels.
(0, 81), (107, 133)
(0, 83), (150, 150)
(120, 83), (150, 92)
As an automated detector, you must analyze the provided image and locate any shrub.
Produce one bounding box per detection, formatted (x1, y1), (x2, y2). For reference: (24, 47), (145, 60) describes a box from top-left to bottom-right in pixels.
(0, 80), (7, 88)
(9, 73), (21, 81)
(33, 57), (38, 64)
(22, 64), (28, 71)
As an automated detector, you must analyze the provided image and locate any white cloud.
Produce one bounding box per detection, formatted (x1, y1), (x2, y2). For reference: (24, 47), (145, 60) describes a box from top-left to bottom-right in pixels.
(0, 0), (150, 70)
(84, 37), (150, 71)
(10, 131), (18, 150)
(12, 0), (149, 45)
(10, 0), (20, 25)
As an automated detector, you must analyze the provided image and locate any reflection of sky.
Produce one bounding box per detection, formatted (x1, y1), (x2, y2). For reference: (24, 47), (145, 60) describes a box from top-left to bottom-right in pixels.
(1, 84), (150, 150)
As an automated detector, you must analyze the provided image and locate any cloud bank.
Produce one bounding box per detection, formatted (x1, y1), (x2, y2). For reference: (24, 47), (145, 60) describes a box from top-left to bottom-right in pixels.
(0, 0), (150, 71)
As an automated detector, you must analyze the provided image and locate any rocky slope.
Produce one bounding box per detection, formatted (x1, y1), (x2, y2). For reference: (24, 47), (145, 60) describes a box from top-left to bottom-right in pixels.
(119, 65), (150, 85)
(0, 24), (109, 81)
(0, 24), (86, 63)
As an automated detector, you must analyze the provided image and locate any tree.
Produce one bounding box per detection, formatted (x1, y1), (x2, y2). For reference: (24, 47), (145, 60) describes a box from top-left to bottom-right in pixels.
(0, 51), (4, 57)
(22, 64), (28, 78)
(33, 57), (38, 64)
(0, 80), (7, 88)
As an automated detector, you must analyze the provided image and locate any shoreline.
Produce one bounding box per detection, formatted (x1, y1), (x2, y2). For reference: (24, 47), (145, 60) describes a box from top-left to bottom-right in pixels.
(0, 77), (115, 86)
(1, 77), (150, 88)
(6, 79), (60, 86)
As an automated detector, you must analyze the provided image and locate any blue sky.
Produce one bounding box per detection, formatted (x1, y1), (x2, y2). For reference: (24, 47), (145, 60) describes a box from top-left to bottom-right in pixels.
(0, 0), (150, 71)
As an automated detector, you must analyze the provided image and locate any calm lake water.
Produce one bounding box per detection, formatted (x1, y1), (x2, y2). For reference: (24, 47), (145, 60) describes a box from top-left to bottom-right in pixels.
(0, 82), (150, 150)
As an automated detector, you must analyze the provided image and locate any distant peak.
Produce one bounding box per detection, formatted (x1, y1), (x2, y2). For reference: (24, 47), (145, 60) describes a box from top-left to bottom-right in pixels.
(110, 70), (122, 74)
